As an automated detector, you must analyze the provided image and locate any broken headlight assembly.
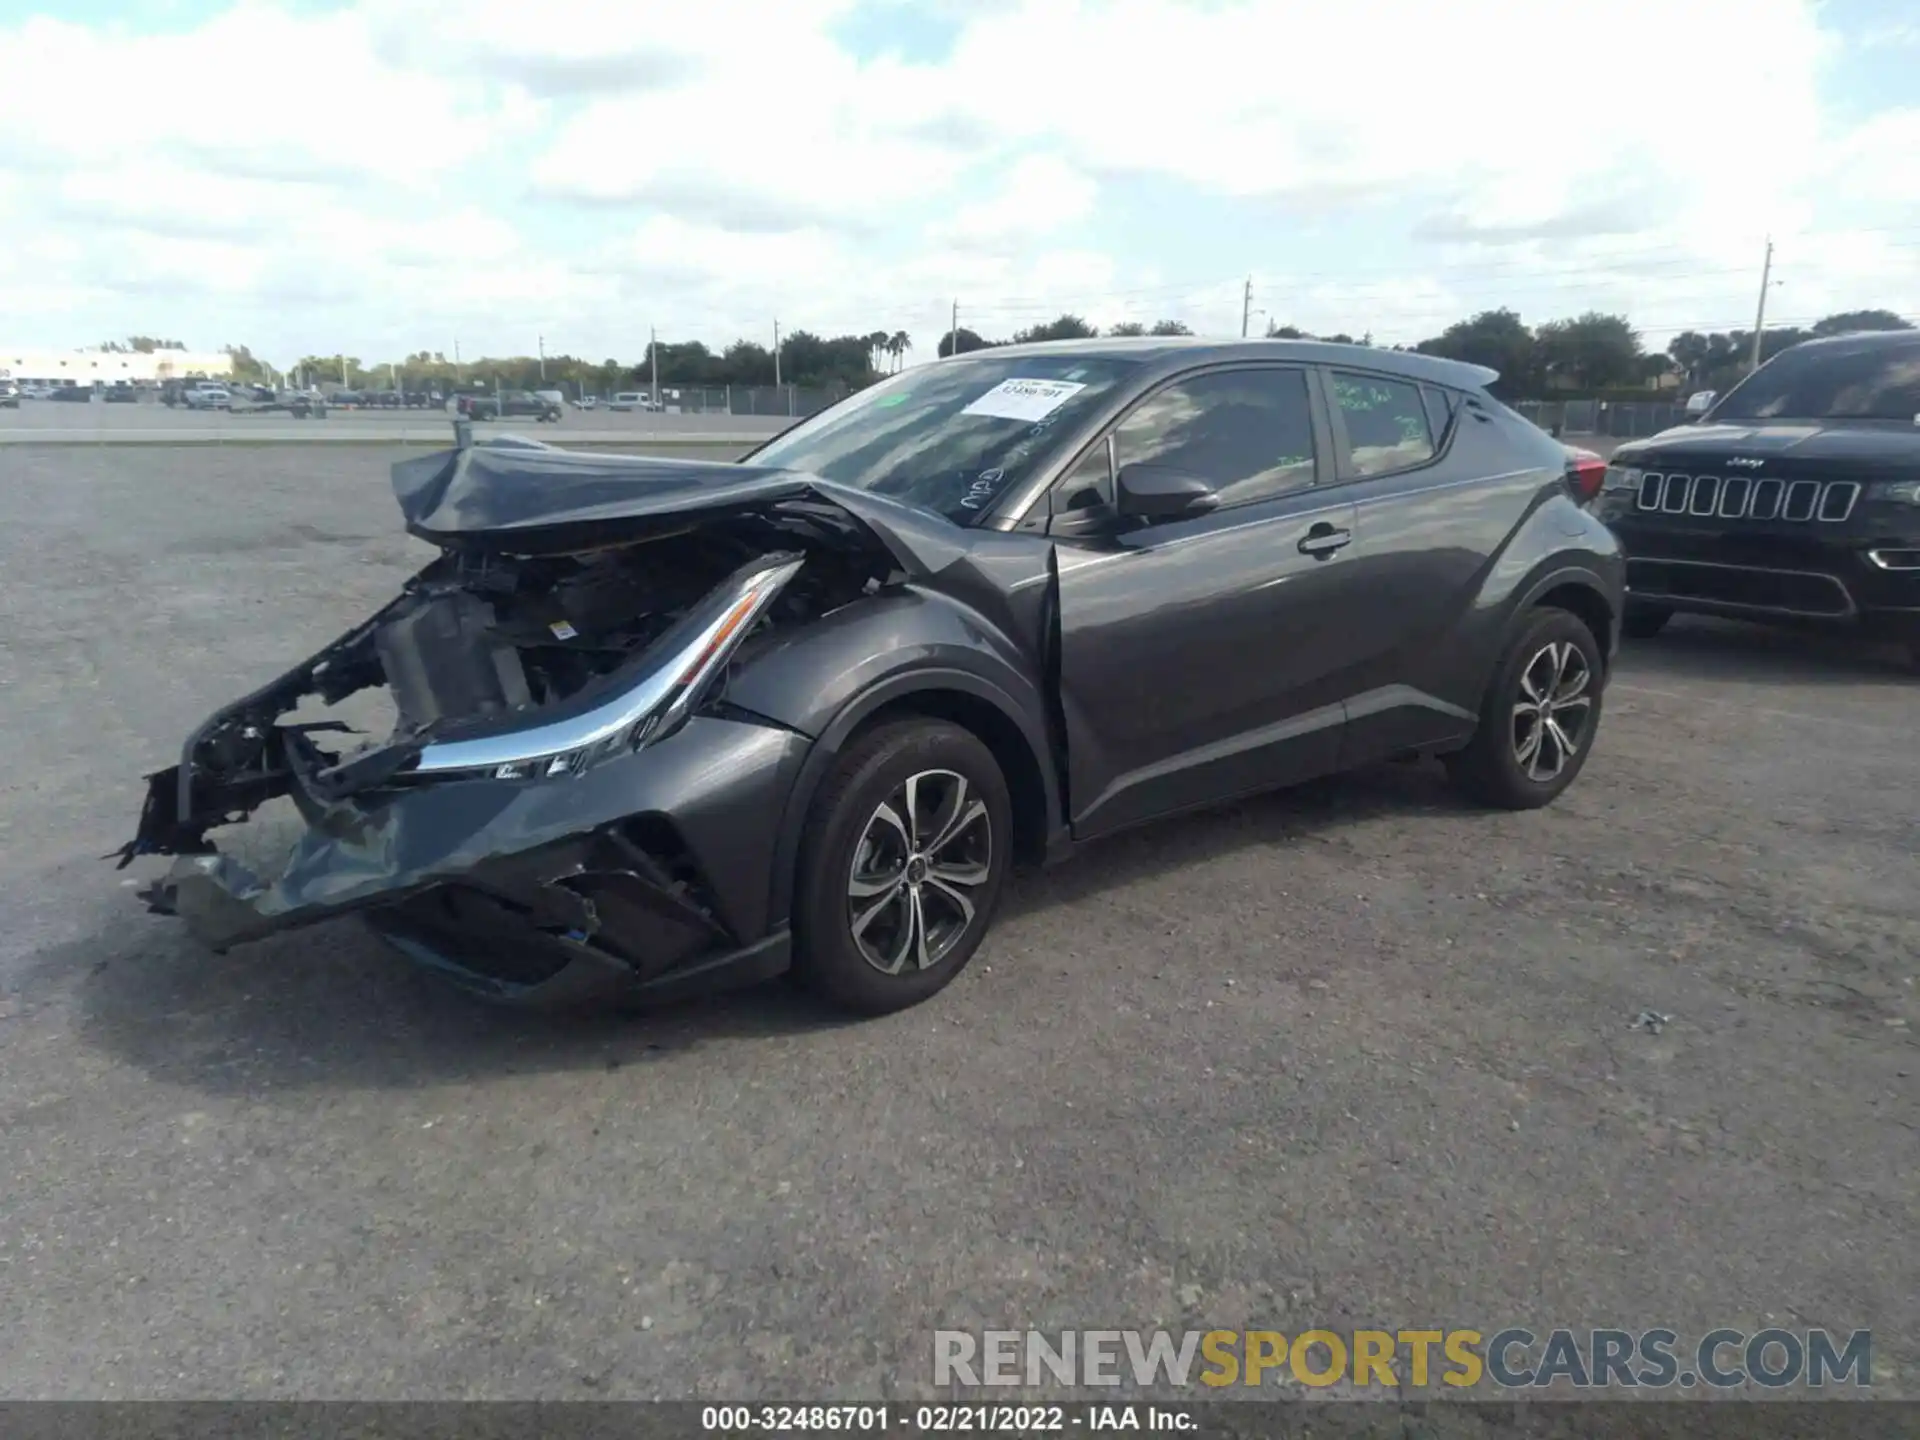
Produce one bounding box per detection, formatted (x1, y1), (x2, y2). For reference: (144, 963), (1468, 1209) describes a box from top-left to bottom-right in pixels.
(397, 553), (803, 786)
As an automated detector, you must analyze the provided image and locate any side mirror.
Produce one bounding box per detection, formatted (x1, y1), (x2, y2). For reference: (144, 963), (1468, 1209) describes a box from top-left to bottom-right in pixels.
(1115, 463), (1220, 522)
(1684, 390), (1715, 419)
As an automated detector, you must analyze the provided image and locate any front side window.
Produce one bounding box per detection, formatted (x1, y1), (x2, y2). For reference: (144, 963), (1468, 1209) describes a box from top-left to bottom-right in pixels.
(1109, 367), (1318, 508)
(1332, 372), (1435, 477)
(1710, 337), (1920, 422)
(748, 353), (1141, 525)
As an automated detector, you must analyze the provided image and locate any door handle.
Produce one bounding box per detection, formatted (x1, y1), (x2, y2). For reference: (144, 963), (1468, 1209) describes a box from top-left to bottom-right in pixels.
(1298, 524), (1352, 558)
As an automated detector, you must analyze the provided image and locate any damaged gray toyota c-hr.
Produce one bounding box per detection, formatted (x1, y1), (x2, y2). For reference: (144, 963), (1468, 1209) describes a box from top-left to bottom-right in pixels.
(120, 338), (1624, 1014)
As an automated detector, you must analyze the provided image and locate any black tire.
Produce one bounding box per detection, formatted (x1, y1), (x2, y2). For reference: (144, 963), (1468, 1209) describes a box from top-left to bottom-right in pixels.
(1446, 607), (1606, 810)
(792, 718), (1012, 1016)
(1620, 602), (1672, 640)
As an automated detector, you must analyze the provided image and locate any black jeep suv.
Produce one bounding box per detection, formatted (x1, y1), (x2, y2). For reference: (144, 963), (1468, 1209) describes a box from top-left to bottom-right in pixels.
(1597, 330), (1920, 667)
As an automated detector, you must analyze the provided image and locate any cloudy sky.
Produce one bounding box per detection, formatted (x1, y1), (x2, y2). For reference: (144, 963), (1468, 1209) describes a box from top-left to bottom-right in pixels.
(1, 0), (1916, 368)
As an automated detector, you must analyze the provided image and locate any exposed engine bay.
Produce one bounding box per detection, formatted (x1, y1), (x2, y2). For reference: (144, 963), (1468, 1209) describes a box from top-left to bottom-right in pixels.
(114, 440), (970, 1003)
(370, 525), (879, 739)
(123, 512), (891, 866)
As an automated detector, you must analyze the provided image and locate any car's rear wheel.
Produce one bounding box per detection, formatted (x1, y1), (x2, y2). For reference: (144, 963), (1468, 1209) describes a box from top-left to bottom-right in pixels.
(792, 718), (1012, 1016)
(1446, 607), (1605, 810)
(1620, 602), (1672, 639)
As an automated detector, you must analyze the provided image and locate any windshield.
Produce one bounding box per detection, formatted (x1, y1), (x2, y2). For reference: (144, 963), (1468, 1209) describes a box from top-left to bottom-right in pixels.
(748, 352), (1141, 524)
(1711, 336), (1920, 422)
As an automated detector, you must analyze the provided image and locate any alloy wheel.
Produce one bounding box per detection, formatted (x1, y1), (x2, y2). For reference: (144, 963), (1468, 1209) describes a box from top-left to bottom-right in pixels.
(847, 769), (993, 975)
(1511, 640), (1594, 783)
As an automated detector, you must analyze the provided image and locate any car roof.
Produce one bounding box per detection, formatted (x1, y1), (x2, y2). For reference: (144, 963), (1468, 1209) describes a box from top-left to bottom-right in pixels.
(1790, 328), (1920, 351)
(956, 335), (1501, 390)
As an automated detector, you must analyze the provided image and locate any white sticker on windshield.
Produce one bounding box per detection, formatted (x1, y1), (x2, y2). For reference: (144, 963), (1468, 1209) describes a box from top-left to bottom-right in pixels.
(962, 377), (1087, 423)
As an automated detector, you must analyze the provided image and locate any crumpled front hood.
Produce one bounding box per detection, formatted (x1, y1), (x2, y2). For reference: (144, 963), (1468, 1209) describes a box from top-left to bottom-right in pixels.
(389, 442), (975, 578)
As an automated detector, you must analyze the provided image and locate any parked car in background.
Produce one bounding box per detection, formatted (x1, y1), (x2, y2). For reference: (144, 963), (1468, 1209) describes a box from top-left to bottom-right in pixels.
(0, 380), (19, 408)
(182, 386), (232, 410)
(1597, 329), (1920, 669)
(533, 389), (567, 412)
(574, 395), (598, 410)
(232, 389), (330, 420)
(50, 384), (94, 402)
(122, 338), (1623, 1016)
(461, 390), (561, 422)
(102, 383), (140, 404)
(20, 382), (56, 400)
(161, 379), (229, 407)
(608, 392), (651, 412)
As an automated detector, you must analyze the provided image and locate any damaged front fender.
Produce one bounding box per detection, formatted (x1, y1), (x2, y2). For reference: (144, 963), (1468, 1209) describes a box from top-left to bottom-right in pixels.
(141, 714), (810, 1004)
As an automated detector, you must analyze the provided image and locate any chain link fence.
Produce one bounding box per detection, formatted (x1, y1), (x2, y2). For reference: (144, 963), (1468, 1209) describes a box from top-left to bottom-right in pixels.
(1509, 399), (1686, 440)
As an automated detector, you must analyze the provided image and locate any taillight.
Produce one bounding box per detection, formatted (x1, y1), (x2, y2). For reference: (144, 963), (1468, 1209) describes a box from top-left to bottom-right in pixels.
(1567, 454), (1607, 504)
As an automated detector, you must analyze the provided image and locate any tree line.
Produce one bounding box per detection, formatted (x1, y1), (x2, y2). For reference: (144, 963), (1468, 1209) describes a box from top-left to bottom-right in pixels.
(939, 307), (1913, 399)
(207, 304), (1910, 400)
(267, 329), (916, 396)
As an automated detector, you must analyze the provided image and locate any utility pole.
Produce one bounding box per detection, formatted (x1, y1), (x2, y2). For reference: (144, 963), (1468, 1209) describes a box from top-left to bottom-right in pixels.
(1749, 238), (1775, 373)
(649, 325), (659, 406)
(773, 319), (781, 388)
(1241, 276), (1253, 338)
(454, 339), (461, 388)
(948, 299), (958, 359)
(340, 354), (347, 386)
(538, 335), (546, 383)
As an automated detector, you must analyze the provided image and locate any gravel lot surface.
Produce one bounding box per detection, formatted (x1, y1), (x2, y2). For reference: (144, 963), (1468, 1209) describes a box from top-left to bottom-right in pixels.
(1, 443), (1913, 1400)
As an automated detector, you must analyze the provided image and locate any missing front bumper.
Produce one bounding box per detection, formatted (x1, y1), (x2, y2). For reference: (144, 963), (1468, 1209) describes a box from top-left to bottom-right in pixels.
(131, 714), (811, 1006)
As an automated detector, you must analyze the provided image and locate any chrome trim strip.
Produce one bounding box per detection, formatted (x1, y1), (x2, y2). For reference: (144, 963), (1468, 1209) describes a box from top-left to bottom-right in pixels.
(1819, 481), (1860, 522)
(411, 557), (803, 775)
(1782, 479), (1819, 522)
(1631, 472), (1858, 524)
(1867, 548), (1920, 571)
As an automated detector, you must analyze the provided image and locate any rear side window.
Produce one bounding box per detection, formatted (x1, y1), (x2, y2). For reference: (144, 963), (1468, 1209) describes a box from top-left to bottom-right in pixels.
(1331, 372), (1435, 477)
(1421, 385), (1456, 442)
(1110, 367), (1318, 508)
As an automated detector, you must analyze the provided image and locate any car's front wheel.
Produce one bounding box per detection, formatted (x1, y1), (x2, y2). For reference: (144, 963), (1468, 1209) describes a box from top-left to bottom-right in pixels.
(793, 718), (1012, 1015)
(1446, 607), (1605, 810)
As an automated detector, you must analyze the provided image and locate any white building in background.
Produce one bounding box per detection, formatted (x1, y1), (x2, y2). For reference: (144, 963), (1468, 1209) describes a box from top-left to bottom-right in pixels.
(0, 347), (234, 387)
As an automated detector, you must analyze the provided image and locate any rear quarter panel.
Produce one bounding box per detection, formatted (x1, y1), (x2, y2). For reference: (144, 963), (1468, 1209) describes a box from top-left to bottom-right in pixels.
(1339, 399), (1623, 731)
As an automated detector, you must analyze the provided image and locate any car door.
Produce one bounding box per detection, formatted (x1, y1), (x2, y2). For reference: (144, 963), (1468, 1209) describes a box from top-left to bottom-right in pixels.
(1044, 364), (1362, 839)
(1320, 369), (1538, 767)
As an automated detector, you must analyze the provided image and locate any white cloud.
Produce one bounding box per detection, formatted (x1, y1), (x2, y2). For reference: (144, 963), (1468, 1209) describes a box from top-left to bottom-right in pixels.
(0, 0), (1914, 363)
(947, 155), (1099, 247)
